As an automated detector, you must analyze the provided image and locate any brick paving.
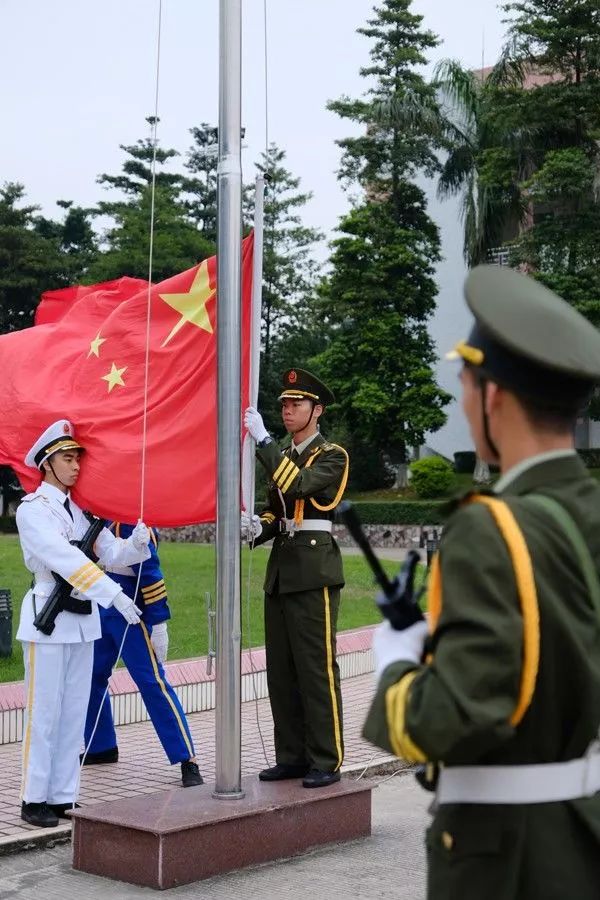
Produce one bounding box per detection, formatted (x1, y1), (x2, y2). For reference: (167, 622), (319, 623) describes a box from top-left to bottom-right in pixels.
(0, 671), (393, 846)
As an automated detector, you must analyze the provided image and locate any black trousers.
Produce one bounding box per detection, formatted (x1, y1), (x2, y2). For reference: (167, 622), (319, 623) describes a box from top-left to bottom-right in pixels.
(264, 585), (344, 772)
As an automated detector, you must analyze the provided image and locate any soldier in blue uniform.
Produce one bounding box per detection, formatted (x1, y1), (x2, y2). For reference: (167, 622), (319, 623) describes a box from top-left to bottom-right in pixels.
(83, 522), (202, 788)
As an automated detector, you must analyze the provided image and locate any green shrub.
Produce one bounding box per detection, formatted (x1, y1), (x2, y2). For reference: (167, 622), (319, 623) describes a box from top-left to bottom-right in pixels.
(409, 457), (456, 499)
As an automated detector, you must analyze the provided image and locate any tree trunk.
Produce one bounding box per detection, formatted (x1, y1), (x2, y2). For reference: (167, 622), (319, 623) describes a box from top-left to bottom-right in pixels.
(473, 456), (491, 484)
(394, 462), (409, 489)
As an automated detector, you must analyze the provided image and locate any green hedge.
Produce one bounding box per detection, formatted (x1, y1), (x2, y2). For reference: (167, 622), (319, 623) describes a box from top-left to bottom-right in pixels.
(347, 501), (445, 525)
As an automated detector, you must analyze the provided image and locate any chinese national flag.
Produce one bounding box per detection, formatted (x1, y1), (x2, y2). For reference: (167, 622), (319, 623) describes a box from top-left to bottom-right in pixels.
(0, 234), (254, 526)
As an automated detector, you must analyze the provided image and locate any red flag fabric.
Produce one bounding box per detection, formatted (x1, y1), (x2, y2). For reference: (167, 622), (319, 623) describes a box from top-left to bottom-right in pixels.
(0, 235), (253, 526)
(35, 278), (149, 326)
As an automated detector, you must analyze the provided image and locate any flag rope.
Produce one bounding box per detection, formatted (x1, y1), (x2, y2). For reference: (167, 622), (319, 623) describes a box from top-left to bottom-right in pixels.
(78, 0), (165, 787)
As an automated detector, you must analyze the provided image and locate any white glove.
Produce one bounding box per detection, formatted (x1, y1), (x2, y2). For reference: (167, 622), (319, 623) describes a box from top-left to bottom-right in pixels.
(113, 591), (142, 625)
(373, 619), (429, 680)
(241, 511), (263, 540)
(131, 521), (150, 550)
(151, 622), (169, 664)
(244, 407), (269, 444)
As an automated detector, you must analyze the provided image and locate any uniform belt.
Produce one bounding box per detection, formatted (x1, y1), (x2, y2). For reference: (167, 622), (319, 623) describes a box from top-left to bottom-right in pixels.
(437, 747), (600, 805)
(280, 519), (332, 533)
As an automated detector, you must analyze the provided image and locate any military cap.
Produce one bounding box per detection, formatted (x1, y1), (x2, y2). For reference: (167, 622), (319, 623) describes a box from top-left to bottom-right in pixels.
(447, 265), (600, 409)
(278, 368), (335, 405)
(25, 419), (85, 470)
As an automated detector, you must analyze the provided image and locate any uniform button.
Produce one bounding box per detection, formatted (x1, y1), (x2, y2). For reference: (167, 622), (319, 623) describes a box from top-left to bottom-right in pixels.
(441, 831), (454, 851)
(310, 539), (316, 546)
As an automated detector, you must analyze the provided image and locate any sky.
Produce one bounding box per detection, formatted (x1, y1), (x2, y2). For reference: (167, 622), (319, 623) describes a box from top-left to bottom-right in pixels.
(0, 0), (509, 455)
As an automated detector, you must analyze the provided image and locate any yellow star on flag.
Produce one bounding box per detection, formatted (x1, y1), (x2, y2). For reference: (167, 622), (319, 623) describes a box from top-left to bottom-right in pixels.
(159, 259), (215, 347)
(102, 363), (127, 393)
(88, 333), (106, 358)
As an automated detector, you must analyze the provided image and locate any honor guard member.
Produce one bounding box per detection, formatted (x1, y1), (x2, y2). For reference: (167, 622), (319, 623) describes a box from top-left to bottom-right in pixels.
(17, 421), (151, 828)
(83, 522), (202, 788)
(364, 266), (600, 900)
(243, 369), (349, 788)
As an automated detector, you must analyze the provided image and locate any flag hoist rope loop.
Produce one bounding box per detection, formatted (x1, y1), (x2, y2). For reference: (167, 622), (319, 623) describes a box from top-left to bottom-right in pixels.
(80, 0), (164, 784)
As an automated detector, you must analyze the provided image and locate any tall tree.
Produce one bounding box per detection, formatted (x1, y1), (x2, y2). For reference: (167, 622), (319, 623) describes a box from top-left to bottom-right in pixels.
(183, 123), (219, 248)
(90, 118), (212, 282)
(251, 144), (324, 430)
(0, 183), (74, 333)
(497, 0), (600, 325)
(319, 0), (450, 484)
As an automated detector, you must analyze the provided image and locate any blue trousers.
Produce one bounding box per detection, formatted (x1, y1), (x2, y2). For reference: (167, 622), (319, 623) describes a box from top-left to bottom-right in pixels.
(84, 616), (195, 765)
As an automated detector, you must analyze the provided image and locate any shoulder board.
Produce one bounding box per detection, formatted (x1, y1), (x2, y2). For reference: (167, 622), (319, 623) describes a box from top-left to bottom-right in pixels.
(318, 441), (336, 452)
(443, 488), (496, 517)
(21, 493), (47, 504)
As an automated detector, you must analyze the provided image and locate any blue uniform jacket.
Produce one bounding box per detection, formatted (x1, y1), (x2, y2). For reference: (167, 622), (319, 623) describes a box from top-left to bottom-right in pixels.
(103, 522), (171, 626)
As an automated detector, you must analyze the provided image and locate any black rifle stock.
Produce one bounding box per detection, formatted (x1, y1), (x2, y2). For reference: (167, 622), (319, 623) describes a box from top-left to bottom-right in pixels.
(33, 514), (106, 636)
(338, 500), (424, 631)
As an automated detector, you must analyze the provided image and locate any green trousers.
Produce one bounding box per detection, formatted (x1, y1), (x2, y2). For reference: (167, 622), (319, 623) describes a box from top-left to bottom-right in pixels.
(264, 585), (344, 772)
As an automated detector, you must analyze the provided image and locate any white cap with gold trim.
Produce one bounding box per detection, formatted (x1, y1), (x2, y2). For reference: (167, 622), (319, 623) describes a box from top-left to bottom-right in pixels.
(24, 420), (85, 470)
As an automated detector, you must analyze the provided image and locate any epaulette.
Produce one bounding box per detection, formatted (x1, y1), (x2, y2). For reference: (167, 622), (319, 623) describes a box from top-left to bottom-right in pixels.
(442, 487), (496, 517)
(319, 441), (341, 453)
(21, 493), (47, 504)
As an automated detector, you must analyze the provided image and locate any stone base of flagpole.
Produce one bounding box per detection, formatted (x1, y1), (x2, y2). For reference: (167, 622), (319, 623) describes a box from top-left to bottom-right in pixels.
(70, 775), (372, 889)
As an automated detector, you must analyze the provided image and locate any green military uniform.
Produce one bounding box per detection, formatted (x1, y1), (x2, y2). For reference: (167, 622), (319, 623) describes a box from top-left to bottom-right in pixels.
(363, 266), (600, 899)
(253, 370), (349, 774)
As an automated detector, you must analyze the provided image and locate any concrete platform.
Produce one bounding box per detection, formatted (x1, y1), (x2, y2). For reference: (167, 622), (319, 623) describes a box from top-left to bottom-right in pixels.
(71, 775), (372, 890)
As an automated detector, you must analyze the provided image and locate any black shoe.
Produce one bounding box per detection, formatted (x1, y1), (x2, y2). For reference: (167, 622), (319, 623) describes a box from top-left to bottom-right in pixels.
(181, 760), (204, 787)
(80, 747), (119, 765)
(21, 802), (59, 828)
(302, 769), (341, 788)
(258, 763), (309, 782)
(48, 802), (80, 819)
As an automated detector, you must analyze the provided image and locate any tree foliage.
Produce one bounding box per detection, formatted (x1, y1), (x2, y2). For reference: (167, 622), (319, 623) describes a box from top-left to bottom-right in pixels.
(318, 0), (450, 478)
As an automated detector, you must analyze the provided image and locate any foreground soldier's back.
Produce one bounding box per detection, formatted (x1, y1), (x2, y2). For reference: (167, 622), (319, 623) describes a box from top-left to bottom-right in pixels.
(364, 265), (600, 899)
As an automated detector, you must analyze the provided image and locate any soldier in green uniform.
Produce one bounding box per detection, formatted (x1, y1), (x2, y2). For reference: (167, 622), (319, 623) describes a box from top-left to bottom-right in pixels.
(243, 369), (349, 788)
(363, 265), (600, 899)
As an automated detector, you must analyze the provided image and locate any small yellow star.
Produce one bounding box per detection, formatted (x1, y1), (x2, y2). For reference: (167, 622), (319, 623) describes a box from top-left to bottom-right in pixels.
(159, 259), (215, 347)
(101, 363), (127, 393)
(88, 333), (106, 358)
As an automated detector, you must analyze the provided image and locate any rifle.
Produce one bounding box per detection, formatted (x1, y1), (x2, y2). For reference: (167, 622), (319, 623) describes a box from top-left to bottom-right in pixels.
(33, 513), (106, 636)
(338, 500), (424, 631)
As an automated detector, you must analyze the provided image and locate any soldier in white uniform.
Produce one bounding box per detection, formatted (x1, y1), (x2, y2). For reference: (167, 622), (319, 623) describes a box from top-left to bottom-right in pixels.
(16, 420), (151, 828)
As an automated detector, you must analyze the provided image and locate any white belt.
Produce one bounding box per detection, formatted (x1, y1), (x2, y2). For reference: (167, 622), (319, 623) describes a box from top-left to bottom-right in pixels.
(437, 747), (600, 805)
(281, 519), (332, 533)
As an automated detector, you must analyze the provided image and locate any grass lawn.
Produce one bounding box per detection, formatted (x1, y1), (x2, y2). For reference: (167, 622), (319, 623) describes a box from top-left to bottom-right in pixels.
(0, 535), (409, 684)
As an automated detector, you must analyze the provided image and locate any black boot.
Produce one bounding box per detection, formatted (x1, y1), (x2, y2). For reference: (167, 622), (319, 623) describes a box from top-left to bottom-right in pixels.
(259, 763), (309, 782)
(302, 769), (341, 788)
(48, 802), (80, 819)
(181, 760), (204, 787)
(80, 747), (119, 765)
(21, 802), (59, 827)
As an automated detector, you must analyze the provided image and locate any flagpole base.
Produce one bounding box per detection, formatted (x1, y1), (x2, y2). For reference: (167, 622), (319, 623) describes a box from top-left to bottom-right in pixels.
(71, 775), (372, 889)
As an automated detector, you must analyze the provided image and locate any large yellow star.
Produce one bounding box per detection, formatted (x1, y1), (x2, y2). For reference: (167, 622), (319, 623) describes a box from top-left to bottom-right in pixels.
(88, 332), (106, 358)
(159, 259), (215, 347)
(101, 362), (127, 393)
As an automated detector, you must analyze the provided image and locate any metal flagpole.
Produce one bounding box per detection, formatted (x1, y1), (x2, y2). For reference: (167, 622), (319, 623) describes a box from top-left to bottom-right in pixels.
(214, 0), (243, 799)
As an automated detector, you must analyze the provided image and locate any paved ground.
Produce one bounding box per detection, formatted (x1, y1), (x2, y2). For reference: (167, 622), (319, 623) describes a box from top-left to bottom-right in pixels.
(0, 672), (396, 846)
(0, 773), (429, 899)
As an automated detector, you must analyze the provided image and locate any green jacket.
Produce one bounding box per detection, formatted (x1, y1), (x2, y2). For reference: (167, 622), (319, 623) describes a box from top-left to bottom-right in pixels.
(254, 433), (348, 594)
(364, 455), (600, 897)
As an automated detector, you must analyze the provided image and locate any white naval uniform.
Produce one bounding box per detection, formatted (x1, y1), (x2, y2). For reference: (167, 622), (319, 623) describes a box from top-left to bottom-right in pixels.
(16, 482), (150, 804)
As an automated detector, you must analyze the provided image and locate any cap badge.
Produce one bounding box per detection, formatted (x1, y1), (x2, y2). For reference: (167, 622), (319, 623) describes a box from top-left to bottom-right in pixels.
(63, 423), (70, 434)
(288, 370), (297, 383)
